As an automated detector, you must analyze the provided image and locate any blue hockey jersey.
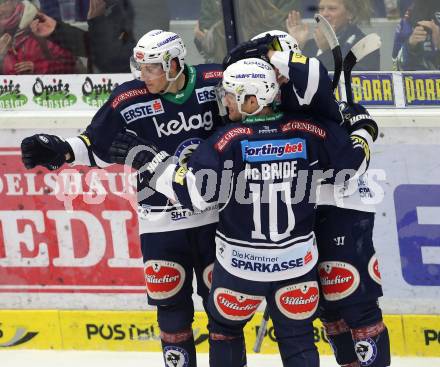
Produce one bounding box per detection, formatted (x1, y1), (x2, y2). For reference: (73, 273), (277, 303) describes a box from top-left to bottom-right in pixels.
(272, 51), (379, 212)
(153, 111), (372, 281)
(270, 51), (343, 124)
(66, 64), (224, 233)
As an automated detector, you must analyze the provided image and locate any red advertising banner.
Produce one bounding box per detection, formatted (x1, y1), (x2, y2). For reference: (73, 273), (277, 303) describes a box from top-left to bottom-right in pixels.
(0, 148), (145, 293)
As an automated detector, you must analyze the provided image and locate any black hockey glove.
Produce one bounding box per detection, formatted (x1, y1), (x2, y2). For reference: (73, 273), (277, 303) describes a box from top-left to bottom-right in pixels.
(340, 102), (379, 142)
(109, 131), (171, 181)
(223, 34), (282, 69)
(21, 134), (73, 170)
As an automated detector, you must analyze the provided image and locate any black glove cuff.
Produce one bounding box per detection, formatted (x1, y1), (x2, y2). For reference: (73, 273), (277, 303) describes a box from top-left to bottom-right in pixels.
(348, 116), (379, 142)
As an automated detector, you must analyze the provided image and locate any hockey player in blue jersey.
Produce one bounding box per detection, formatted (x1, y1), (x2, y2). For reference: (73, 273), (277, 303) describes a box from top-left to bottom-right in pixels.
(20, 30), (224, 367)
(231, 31), (391, 367)
(225, 30), (343, 124)
(108, 58), (378, 367)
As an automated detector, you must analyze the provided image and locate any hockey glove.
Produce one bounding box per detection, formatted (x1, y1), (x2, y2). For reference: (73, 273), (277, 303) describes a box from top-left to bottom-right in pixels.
(340, 102), (379, 141)
(109, 131), (171, 181)
(21, 134), (73, 170)
(223, 34), (282, 69)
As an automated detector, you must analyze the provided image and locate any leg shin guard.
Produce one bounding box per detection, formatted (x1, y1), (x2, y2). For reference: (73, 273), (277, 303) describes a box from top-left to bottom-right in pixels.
(323, 319), (358, 366)
(352, 322), (391, 367)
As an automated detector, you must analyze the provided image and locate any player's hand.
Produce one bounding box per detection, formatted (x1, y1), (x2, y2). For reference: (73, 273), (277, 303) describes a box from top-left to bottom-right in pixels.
(340, 102), (379, 141)
(286, 10), (309, 49)
(21, 134), (73, 170)
(223, 34), (282, 69)
(109, 131), (170, 180)
(30, 13), (57, 38)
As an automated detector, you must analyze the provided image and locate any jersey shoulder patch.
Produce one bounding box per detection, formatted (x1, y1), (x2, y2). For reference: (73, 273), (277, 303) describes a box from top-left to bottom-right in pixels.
(111, 81), (150, 109)
(291, 53), (308, 64)
(195, 63), (223, 82)
(214, 126), (254, 152)
(280, 120), (327, 139)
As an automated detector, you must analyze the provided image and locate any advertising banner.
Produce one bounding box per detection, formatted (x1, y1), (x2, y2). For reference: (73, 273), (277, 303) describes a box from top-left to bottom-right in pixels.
(2, 72), (440, 113)
(0, 74), (130, 111)
(403, 73), (440, 106)
(0, 124), (439, 316)
(1, 310), (434, 356)
(0, 147), (145, 294)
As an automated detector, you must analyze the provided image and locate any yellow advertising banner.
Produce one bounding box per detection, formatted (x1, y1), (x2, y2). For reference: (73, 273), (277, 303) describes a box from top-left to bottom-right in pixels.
(0, 310), (435, 356)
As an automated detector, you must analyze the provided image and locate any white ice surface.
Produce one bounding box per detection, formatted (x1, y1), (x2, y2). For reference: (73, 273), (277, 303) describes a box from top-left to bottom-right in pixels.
(1, 351), (440, 367)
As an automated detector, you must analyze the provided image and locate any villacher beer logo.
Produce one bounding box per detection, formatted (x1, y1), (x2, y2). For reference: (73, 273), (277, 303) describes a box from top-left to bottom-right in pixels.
(202, 263), (214, 290)
(32, 77), (77, 108)
(318, 261), (360, 301)
(82, 77), (118, 108)
(144, 260), (185, 300)
(275, 281), (319, 320)
(213, 288), (264, 321)
(368, 255), (381, 285)
(0, 79), (28, 109)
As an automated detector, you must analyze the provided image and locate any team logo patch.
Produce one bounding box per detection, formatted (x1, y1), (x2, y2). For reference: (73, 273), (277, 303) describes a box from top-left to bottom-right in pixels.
(121, 99), (165, 123)
(144, 260), (185, 300)
(275, 281), (319, 320)
(174, 138), (202, 167)
(202, 70), (223, 80)
(213, 288), (264, 321)
(111, 88), (148, 109)
(318, 261), (360, 301)
(196, 86), (216, 104)
(291, 53), (307, 64)
(368, 255), (381, 284)
(355, 338), (378, 366)
(215, 127), (253, 152)
(202, 263), (214, 290)
(164, 346), (189, 367)
(241, 138), (307, 162)
(281, 120), (326, 139)
(135, 51), (145, 62)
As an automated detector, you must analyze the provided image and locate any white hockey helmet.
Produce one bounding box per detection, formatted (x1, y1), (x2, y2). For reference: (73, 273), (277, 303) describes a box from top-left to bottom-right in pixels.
(222, 58), (279, 116)
(133, 30), (187, 81)
(129, 56), (141, 80)
(252, 30), (301, 54)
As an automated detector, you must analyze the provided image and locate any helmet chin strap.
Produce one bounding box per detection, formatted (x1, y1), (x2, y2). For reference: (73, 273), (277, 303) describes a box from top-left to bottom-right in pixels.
(159, 68), (185, 94)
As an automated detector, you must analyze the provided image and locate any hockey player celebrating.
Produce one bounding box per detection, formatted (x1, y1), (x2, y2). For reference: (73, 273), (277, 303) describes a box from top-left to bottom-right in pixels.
(108, 58), (378, 367)
(20, 30), (224, 367)
(229, 31), (391, 367)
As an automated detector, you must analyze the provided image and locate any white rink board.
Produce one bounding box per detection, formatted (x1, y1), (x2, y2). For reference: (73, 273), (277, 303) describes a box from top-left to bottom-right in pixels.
(0, 351), (439, 367)
(0, 114), (439, 314)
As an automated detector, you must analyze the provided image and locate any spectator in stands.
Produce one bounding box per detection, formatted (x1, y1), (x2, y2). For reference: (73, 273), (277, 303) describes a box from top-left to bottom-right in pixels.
(0, 0), (76, 74)
(130, 0), (170, 40)
(287, 0), (380, 71)
(393, 0), (440, 70)
(194, 0), (300, 63)
(31, 0), (135, 73)
(34, 0), (89, 21)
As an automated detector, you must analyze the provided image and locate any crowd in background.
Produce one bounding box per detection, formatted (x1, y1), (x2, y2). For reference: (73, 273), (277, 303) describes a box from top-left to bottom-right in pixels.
(0, 0), (439, 74)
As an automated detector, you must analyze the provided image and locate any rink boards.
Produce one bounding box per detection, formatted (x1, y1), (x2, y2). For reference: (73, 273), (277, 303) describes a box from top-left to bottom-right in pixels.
(0, 74), (440, 357)
(0, 310), (439, 356)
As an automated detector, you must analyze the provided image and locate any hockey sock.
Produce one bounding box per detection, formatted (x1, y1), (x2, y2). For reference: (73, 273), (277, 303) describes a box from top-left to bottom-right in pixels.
(352, 322), (391, 367)
(323, 319), (358, 366)
(161, 329), (197, 367)
(274, 321), (319, 367)
(209, 332), (247, 367)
